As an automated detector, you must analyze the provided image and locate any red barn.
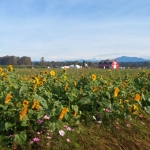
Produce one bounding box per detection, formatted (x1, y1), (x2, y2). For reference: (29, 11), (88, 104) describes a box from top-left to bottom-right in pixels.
(98, 59), (119, 69)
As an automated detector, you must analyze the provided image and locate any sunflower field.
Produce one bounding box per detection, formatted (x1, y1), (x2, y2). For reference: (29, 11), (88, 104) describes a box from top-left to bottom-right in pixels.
(0, 65), (150, 149)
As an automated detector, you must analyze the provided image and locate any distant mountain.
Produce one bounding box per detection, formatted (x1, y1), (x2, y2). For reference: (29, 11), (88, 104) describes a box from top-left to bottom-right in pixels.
(115, 56), (148, 62)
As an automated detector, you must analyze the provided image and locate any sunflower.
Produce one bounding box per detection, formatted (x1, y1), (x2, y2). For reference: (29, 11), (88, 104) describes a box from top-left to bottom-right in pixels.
(134, 94), (141, 101)
(1, 72), (6, 77)
(91, 74), (96, 81)
(7, 65), (13, 71)
(59, 107), (69, 120)
(44, 70), (48, 74)
(4, 94), (12, 104)
(93, 86), (97, 92)
(50, 71), (56, 76)
(32, 99), (40, 110)
(0, 67), (2, 72)
(73, 112), (77, 117)
(23, 100), (29, 106)
(20, 106), (28, 121)
(114, 87), (119, 97)
(64, 84), (68, 91)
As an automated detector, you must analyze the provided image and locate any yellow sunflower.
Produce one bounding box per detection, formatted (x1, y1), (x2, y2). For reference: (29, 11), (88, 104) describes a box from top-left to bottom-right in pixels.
(4, 94), (12, 104)
(91, 74), (96, 81)
(50, 71), (56, 76)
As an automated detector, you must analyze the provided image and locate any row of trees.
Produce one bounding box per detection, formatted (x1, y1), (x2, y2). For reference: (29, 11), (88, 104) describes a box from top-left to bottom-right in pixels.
(0, 56), (150, 68)
(0, 56), (31, 65)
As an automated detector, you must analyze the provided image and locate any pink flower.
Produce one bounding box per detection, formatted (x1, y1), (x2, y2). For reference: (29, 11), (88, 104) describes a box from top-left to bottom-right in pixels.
(33, 138), (40, 142)
(30, 141), (34, 144)
(59, 130), (65, 136)
(66, 138), (70, 142)
(37, 119), (43, 124)
(44, 115), (50, 120)
(37, 132), (40, 134)
(66, 127), (72, 131)
(126, 123), (130, 127)
(115, 126), (120, 130)
(141, 121), (145, 125)
(47, 142), (50, 146)
(105, 108), (110, 112)
(9, 134), (14, 138)
(47, 136), (51, 139)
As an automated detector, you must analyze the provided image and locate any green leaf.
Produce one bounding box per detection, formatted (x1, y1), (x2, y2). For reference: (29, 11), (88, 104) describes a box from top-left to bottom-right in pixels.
(71, 105), (78, 112)
(21, 115), (29, 126)
(78, 97), (91, 105)
(5, 122), (14, 131)
(19, 84), (29, 95)
(37, 111), (45, 119)
(14, 131), (27, 144)
(33, 94), (48, 109)
(141, 93), (146, 101)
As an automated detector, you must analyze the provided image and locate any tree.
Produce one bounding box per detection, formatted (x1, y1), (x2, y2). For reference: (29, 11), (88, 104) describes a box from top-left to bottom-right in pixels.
(40, 57), (45, 66)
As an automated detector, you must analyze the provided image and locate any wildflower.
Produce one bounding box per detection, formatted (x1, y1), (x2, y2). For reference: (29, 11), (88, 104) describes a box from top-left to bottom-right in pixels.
(47, 136), (51, 139)
(116, 126), (120, 130)
(105, 108), (110, 112)
(37, 119), (43, 124)
(141, 121), (145, 125)
(134, 94), (141, 101)
(4, 93), (12, 104)
(19, 106), (28, 121)
(33, 138), (40, 142)
(7, 65), (13, 71)
(91, 74), (96, 81)
(47, 142), (50, 146)
(64, 125), (72, 131)
(9, 134), (14, 138)
(50, 71), (55, 76)
(44, 115), (50, 120)
(114, 87), (119, 97)
(93, 116), (96, 120)
(30, 141), (34, 144)
(37, 132), (40, 134)
(126, 123), (130, 127)
(23, 100), (29, 106)
(59, 130), (65, 136)
(66, 138), (70, 142)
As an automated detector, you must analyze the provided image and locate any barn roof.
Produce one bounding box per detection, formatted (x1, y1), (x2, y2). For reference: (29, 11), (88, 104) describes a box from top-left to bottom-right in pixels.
(99, 59), (116, 64)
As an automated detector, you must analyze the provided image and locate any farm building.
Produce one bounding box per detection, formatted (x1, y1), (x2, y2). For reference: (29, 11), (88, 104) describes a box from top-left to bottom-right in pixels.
(98, 59), (119, 69)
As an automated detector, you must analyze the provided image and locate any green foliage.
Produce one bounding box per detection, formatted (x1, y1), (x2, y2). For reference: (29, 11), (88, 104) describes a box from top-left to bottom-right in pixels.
(0, 66), (150, 148)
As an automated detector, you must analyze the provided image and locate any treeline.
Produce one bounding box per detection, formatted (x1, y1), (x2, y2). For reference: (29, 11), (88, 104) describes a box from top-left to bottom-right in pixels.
(0, 56), (31, 65)
(0, 55), (150, 68)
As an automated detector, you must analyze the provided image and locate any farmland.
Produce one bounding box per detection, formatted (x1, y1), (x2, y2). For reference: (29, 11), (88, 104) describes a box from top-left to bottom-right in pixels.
(0, 66), (150, 150)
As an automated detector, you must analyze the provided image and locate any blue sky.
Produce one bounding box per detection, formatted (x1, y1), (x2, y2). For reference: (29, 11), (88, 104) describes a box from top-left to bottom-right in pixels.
(0, 0), (150, 61)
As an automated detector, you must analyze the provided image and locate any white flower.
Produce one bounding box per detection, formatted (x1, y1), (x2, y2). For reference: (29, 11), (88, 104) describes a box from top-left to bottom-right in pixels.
(59, 130), (65, 136)
(93, 116), (96, 120)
